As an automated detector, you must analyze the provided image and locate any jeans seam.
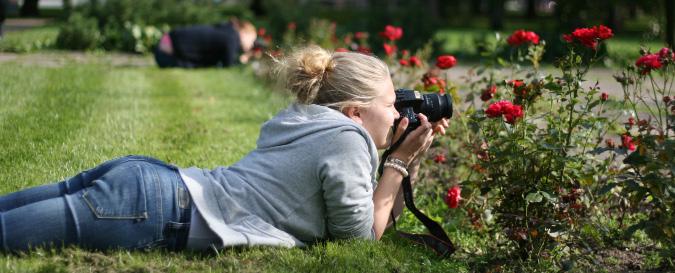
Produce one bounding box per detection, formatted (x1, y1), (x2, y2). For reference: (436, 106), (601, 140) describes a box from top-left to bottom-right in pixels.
(155, 165), (163, 242)
(64, 194), (81, 245)
(0, 212), (6, 252)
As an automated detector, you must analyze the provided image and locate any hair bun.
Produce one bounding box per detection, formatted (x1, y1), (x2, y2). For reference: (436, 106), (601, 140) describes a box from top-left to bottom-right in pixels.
(279, 46), (335, 104)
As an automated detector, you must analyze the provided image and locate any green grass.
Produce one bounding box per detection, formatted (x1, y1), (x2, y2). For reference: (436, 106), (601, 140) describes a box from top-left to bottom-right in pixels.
(0, 26), (59, 53)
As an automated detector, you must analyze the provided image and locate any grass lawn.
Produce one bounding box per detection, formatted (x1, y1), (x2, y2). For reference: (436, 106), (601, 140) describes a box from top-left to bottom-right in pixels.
(0, 26), (59, 53)
(0, 61), (478, 272)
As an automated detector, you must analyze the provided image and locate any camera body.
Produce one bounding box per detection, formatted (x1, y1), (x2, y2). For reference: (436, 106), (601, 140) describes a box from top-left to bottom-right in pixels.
(394, 88), (453, 131)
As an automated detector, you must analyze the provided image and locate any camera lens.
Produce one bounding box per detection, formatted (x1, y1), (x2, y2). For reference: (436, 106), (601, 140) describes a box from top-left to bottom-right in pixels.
(422, 93), (453, 121)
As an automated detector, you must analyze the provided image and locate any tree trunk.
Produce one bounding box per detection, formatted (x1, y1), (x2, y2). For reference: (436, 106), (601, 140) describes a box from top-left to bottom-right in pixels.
(471, 0), (483, 15)
(250, 0), (266, 17)
(628, 2), (637, 19)
(0, 0), (6, 37)
(428, 0), (440, 20)
(63, 0), (72, 18)
(666, 0), (674, 47)
(526, 0), (537, 18)
(20, 0), (40, 17)
(489, 0), (504, 30)
(606, 1), (621, 32)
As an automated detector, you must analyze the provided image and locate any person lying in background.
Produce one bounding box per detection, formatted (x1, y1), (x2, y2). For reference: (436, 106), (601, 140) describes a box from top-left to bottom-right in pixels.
(154, 18), (257, 68)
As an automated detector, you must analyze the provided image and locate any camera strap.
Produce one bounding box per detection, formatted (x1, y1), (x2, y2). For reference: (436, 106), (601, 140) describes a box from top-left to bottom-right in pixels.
(379, 141), (456, 258)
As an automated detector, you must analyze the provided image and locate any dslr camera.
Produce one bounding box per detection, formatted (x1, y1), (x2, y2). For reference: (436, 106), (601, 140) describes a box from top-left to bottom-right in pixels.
(394, 88), (453, 132)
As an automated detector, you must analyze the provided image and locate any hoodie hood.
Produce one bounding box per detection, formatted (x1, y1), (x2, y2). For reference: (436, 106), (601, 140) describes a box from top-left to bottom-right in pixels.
(256, 103), (375, 150)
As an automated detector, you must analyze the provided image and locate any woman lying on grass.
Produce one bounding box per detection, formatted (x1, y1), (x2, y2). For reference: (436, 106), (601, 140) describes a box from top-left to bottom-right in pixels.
(0, 45), (448, 252)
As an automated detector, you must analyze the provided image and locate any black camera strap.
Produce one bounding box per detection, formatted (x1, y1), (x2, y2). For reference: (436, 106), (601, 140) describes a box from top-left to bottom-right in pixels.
(379, 137), (456, 258)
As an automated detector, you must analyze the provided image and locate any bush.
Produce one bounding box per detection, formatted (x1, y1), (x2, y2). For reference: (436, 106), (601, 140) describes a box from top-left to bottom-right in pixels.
(55, 13), (100, 50)
(610, 48), (675, 259)
(55, 0), (252, 52)
(0, 27), (59, 53)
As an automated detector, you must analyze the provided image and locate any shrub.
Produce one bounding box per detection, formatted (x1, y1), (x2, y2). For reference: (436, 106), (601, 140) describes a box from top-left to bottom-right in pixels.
(55, 13), (100, 50)
(55, 0), (251, 52)
(609, 47), (675, 259)
(0, 27), (58, 53)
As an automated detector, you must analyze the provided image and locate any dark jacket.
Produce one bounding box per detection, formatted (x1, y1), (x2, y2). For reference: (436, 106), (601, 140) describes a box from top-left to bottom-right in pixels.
(168, 22), (241, 67)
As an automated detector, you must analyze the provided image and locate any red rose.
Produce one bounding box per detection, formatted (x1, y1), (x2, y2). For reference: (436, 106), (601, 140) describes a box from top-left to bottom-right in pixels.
(509, 80), (527, 96)
(434, 154), (447, 164)
(658, 47), (675, 60)
(399, 59), (409, 66)
(354, 31), (368, 40)
(600, 92), (608, 101)
(445, 186), (461, 209)
(287, 22), (297, 31)
(486, 101), (523, 123)
(485, 102), (503, 117)
(401, 49), (410, 58)
(485, 101), (507, 118)
(435, 55), (457, 69)
(502, 104), (524, 124)
(257, 27), (266, 37)
(480, 85), (497, 101)
(409, 56), (422, 67)
(636, 54), (662, 74)
(507, 30), (540, 46)
(383, 43), (397, 56)
(563, 25), (613, 50)
(594, 25), (614, 40)
(625, 117), (635, 129)
(379, 25), (403, 41)
(335, 48), (349, 53)
(621, 134), (636, 151)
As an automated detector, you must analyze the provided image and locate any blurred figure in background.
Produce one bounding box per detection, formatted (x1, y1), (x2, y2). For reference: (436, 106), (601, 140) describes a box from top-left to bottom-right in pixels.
(0, 0), (7, 38)
(154, 18), (257, 68)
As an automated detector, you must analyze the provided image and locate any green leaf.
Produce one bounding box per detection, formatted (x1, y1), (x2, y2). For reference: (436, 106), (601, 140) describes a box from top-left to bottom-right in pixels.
(623, 152), (649, 165)
(540, 191), (557, 202)
(497, 57), (508, 67)
(525, 192), (543, 203)
(598, 182), (619, 195)
(624, 221), (646, 238)
(587, 100), (600, 110)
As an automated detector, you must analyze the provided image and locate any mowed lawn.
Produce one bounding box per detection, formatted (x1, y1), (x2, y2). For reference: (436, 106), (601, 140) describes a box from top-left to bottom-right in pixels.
(0, 62), (469, 272)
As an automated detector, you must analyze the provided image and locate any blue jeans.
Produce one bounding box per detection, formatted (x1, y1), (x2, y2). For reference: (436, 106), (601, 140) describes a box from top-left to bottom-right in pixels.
(0, 155), (192, 252)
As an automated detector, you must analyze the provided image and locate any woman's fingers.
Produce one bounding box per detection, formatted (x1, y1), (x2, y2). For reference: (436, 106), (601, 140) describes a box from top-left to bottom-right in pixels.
(390, 117), (409, 144)
(432, 118), (450, 135)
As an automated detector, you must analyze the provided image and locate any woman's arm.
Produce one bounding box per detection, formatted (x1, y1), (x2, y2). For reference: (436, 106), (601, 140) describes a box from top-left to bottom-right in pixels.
(386, 161), (420, 228)
(372, 167), (406, 239)
(376, 117), (450, 235)
(371, 114), (439, 240)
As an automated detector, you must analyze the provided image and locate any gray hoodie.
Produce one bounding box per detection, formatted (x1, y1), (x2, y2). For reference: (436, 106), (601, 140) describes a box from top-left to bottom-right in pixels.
(179, 103), (379, 247)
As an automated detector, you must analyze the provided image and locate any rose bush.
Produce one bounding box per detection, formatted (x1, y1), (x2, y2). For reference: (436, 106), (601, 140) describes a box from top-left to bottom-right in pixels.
(255, 22), (674, 266)
(607, 47), (674, 257)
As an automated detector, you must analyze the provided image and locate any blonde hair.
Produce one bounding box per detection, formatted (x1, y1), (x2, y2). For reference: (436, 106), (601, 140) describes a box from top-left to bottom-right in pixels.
(276, 46), (390, 110)
(231, 18), (256, 35)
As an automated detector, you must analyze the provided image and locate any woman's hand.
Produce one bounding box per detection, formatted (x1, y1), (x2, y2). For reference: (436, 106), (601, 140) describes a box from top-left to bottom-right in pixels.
(431, 118), (450, 135)
(389, 114), (435, 165)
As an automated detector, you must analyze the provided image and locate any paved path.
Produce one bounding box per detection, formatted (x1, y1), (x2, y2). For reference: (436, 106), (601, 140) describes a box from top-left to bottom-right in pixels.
(0, 52), (154, 67)
(2, 18), (52, 32)
(444, 65), (627, 98)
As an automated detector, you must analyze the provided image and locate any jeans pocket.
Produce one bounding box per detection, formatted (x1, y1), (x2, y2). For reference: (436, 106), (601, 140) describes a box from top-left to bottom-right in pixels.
(81, 163), (149, 219)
